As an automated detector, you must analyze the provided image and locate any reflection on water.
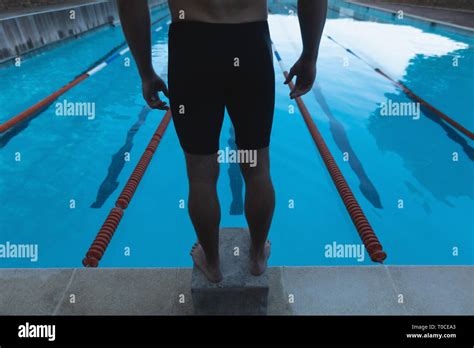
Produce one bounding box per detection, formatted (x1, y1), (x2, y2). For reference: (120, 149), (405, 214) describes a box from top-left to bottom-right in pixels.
(366, 36), (473, 202)
(368, 92), (473, 203)
(400, 51), (474, 136)
(324, 17), (469, 79)
(313, 83), (383, 208)
(91, 106), (151, 208)
(323, 10), (474, 202)
(0, 111), (40, 149)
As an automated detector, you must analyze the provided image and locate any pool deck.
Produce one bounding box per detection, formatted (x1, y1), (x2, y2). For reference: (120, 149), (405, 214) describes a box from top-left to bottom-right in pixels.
(348, 0), (474, 30)
(0, 266), (472, 315)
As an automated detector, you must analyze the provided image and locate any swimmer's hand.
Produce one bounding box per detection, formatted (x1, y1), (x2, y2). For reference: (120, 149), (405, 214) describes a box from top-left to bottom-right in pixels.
(284, 56), (316, 99)
(142, 72), (169, 110)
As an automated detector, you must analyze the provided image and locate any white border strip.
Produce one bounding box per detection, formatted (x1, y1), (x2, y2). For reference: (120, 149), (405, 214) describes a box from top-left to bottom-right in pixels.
(119, 47), (130, 55)
(87, 62), (107, 76)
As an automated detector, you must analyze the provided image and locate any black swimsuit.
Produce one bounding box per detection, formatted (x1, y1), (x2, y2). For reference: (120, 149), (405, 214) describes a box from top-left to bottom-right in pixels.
(168, 20), (275, 155)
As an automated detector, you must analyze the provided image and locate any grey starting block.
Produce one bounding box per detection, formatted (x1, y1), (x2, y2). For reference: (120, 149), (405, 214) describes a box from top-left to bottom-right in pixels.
(191, 228), (269, 315)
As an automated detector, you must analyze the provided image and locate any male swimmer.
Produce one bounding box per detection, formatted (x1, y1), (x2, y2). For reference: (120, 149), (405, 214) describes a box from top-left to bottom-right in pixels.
(118, 0), (327, 282)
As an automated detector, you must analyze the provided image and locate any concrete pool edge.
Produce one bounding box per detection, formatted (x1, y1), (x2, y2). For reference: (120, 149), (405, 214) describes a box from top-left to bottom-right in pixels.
(0, 266), (472, 315)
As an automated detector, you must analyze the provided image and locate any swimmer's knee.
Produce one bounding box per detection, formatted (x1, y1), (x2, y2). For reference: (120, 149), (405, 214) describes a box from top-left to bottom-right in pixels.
(184, 151), (220, 184)
(239, 147), (271, 183)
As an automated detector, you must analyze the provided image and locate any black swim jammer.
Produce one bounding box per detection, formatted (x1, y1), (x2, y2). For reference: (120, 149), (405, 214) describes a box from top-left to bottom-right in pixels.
(168, 21), (275, 155)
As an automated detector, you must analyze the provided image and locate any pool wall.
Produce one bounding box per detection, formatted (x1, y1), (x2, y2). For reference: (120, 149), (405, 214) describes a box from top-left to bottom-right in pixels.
(0, 0), (167, 64)
(353, 0), (474, 10)
(330, 0), (474, 35)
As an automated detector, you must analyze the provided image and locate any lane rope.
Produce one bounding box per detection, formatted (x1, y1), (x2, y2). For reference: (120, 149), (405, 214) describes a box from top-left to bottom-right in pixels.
(325, 34), (474, 140)
(273, 43), (387, 263)
(0, 12), (170, 134)
(83, 110), (172, 267)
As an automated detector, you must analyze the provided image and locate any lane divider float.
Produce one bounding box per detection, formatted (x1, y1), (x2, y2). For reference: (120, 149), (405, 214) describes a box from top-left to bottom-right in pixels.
(83, 110), (172, 267)
(325, 35), (474, 140)
(273, 43), (387, 263)
(0, 13), (170, 134)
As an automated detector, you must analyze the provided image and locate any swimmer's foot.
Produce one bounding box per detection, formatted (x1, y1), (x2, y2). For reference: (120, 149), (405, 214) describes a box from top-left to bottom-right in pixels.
(249, 240), (271, 276)
(190, 242), (223, 283)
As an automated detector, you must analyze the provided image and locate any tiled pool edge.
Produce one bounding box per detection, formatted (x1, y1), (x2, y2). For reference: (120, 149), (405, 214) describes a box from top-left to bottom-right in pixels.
(0, 266), (472, 315)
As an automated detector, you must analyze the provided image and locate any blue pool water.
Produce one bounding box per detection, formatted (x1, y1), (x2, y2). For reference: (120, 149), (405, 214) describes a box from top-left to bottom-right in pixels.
(0, 2), (473, 268)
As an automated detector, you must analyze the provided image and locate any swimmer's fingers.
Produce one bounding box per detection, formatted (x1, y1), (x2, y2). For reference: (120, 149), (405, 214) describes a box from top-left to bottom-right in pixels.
(149, 98), (169, 110)
(155, 76), (170, 99)
(290, 78), (313, 99)
(287, 58), (316, 99)
(147, 91), (168, 110)
(153, 77), (169, 110)
(151, 94), (169, 110)
(143, 75), (169, 110)
(284, 67), (296, 85)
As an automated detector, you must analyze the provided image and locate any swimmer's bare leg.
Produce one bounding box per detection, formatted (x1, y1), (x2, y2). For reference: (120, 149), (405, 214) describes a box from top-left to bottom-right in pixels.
(186, 152), (223, 283)
(239, 147), (274, 275)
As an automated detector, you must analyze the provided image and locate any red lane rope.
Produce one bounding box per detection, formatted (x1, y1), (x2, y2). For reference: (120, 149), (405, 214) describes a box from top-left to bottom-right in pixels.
(0, 74), (89, 133)
(284, 70), (387, 263)
(116, 111), (170, 209)
(83, 110), (172, 267)
(374, 68), (474, 140)
(0, 12), (170, 134)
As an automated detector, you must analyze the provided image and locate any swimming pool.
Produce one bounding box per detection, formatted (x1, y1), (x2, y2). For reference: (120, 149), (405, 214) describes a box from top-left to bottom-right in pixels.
(0, 1), (472, 268)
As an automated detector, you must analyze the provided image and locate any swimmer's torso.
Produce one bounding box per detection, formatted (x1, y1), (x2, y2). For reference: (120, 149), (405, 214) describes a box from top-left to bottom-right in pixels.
(168, 0), (268, 23)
